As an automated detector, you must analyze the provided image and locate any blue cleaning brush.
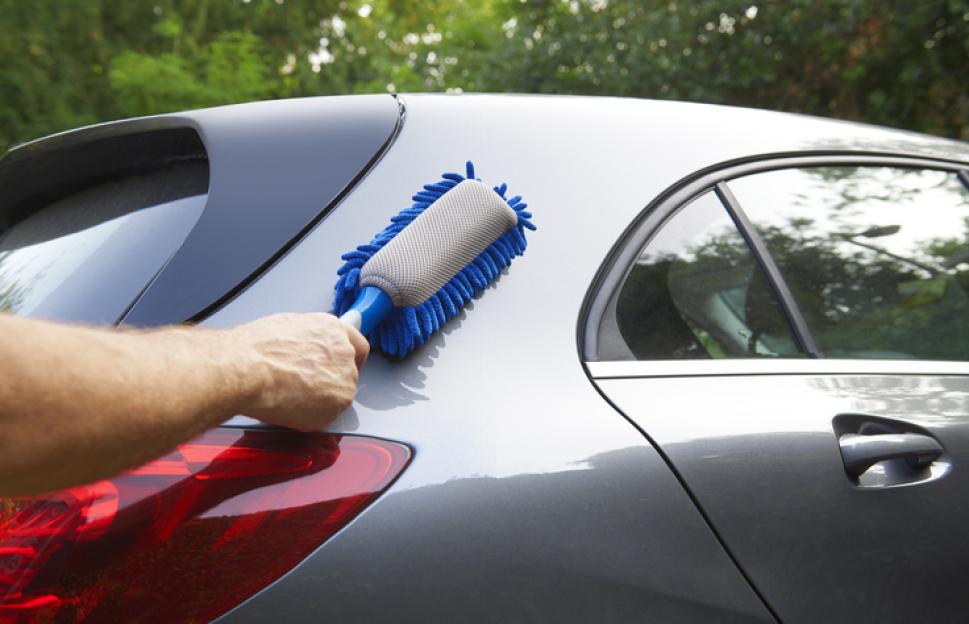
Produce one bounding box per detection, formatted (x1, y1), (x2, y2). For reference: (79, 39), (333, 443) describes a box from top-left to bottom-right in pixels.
(332, 161), (535, 357)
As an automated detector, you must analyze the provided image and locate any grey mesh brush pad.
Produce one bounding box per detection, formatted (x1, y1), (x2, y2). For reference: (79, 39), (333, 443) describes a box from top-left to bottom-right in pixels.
(360, 179), (518, 307)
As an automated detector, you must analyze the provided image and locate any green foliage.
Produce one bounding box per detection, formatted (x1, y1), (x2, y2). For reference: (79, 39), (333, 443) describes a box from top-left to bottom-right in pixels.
(108, 31), (272, 116)
(108, 52), (202, 115)
(1, 0), (967, 149)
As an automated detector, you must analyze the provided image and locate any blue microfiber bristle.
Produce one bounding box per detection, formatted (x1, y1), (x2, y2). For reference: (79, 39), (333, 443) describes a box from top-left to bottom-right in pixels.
(331, 161), (536, 357)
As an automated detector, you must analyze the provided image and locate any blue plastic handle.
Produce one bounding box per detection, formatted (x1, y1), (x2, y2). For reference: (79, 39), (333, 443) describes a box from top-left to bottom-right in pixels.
(339, 285), (393, 335)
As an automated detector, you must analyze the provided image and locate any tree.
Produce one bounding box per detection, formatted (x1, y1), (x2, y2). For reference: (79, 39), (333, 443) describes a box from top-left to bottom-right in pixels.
(1, 0), (967, 150)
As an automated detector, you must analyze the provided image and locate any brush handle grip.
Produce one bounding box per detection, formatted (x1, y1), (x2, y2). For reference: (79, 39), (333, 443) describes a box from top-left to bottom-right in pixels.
(339, 285), (393, 335)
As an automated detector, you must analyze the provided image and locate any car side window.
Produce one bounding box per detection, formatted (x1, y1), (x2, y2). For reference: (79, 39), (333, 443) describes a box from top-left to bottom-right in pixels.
(728, 166), (969, 361)
(605, 191), (804, 360)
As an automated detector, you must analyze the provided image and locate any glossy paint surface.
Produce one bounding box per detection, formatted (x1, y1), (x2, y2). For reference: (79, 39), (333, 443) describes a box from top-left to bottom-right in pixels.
(193, 94), (969, 620)
(597, 372), (969, 622)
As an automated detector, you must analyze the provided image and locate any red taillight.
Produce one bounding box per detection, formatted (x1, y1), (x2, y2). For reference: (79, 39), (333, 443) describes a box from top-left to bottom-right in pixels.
(0, 429), (410, 623)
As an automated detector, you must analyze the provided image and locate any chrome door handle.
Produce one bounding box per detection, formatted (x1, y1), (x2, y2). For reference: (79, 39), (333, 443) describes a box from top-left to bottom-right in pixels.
(838, 433), (943, 477)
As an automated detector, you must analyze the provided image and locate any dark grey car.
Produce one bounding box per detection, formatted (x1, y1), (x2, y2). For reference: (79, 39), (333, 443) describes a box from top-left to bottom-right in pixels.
(1, 94), (969, 623)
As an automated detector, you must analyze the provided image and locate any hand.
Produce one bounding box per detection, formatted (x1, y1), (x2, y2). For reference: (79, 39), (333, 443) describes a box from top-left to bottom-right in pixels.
(229, 313), (370, 431)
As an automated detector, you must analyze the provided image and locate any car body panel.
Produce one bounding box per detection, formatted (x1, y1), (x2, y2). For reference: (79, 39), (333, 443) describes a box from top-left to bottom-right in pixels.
(218, 443), (770, 622)
(202, 95), (969, 621)
(200, 94), (866, 621)
(595, 369), (969, 623)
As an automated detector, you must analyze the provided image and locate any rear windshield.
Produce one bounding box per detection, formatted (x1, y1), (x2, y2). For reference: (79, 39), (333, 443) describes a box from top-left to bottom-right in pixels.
(0, 161), (206, 323)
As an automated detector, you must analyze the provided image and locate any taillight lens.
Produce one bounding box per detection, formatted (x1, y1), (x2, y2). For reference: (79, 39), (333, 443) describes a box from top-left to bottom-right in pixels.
(0, 429), (410, 623)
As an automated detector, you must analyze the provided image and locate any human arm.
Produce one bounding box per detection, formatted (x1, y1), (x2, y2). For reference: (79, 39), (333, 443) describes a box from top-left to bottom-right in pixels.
(0, 312), (368, 497)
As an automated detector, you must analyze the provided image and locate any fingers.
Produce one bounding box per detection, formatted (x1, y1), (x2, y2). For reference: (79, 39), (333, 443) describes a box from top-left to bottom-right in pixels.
(233, 312), (372, 432)
(344, 324), (370, 370)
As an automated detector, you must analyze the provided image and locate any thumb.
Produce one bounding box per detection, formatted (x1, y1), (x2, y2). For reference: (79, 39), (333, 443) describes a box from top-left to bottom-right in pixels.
(345, 325), (370, 370)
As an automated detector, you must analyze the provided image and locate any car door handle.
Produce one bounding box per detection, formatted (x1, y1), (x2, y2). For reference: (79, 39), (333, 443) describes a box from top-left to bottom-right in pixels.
(838, 433), (943, 477)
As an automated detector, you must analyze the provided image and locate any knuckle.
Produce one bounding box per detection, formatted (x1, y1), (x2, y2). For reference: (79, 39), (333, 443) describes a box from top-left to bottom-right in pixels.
(334, 341), (355, 360)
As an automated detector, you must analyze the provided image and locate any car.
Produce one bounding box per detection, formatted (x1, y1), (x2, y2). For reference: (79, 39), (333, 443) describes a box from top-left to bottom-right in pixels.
(1, 93), (969, 623)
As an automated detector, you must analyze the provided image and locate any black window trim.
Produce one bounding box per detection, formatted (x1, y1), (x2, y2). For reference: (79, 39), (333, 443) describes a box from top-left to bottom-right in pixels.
(715, 181), (821, 357)
(580, 150), (969, 362)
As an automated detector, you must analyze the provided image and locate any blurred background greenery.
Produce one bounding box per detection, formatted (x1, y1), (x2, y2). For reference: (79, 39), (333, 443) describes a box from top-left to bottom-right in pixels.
(1, 0), (967, 150)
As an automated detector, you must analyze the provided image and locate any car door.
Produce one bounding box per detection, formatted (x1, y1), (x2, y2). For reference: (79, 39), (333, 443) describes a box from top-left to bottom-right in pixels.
(583, 156), (969, 623)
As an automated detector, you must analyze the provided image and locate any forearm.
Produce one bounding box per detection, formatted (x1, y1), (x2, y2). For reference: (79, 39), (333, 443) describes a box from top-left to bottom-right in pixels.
(0, 315), (263, 496)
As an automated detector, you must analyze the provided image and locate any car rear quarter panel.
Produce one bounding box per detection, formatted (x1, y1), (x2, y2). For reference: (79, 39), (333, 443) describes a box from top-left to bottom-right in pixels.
(207, 94), (968, 621)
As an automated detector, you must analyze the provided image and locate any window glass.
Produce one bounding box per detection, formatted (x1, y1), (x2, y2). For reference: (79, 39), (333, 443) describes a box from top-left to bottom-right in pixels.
(0, 162), (206, 323)
(729, 167), (969, 360)
(611, 191), (803, 360)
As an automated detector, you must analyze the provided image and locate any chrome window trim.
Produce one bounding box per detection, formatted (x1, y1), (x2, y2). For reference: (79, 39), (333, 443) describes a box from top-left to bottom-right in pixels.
(586, 359), (969, 379)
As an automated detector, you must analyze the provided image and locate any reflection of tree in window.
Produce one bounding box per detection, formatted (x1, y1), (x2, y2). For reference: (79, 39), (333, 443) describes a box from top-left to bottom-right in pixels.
(0, 251), (30, 313)
(616, 192), (801, 360)
(729, 167), (969, 360)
